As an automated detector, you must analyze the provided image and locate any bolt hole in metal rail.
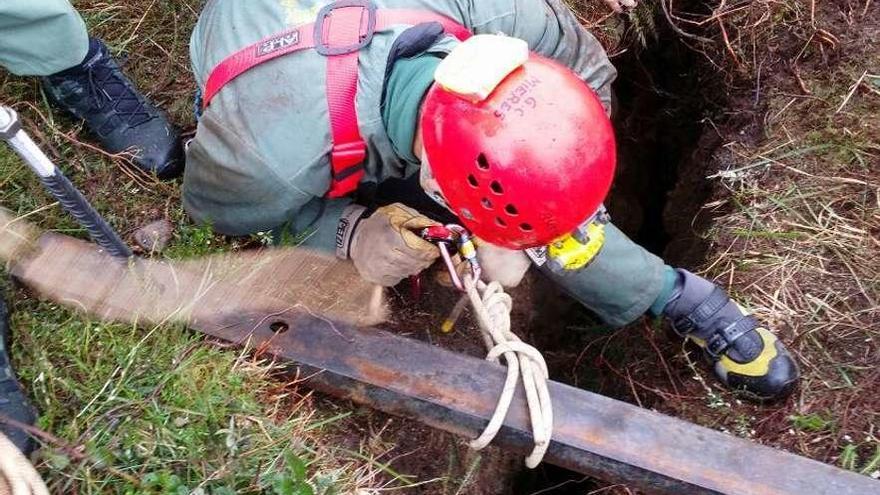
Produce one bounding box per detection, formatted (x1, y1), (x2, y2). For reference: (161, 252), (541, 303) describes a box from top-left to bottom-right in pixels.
(270, 321), (291, 334)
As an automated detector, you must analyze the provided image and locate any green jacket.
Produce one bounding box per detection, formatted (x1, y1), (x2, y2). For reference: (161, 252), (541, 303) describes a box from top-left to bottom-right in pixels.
(0, 0), (89, 76)
(185, 0), (616, 250)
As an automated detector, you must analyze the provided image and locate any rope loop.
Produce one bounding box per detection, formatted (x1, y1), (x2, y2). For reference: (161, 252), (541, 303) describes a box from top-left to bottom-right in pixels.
(462, 274), (553, 468)
(0, 432), (49, 495)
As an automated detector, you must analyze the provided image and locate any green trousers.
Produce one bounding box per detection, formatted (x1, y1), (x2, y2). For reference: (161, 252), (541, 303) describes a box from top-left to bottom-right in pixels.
(540, 223), (668, 327)
(0, 0), (88, 76)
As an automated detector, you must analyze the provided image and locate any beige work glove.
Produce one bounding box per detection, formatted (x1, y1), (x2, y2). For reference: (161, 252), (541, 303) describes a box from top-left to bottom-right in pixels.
(338, 204), (440, 287)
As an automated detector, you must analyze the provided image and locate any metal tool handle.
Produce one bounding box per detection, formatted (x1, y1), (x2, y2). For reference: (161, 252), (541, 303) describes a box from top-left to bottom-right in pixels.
(0, 106), (132, 258)
(37, 172), (133, 258)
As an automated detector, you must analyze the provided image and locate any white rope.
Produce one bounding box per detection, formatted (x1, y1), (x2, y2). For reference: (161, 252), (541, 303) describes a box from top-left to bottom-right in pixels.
(0, 433), (49, 495)
(462, 275), (553, 468)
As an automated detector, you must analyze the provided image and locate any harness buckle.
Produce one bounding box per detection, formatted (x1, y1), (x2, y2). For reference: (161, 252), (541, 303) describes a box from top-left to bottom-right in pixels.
(314, 0), (378, 56)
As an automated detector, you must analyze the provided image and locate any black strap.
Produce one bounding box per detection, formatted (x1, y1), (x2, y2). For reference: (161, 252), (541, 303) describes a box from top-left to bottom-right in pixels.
(672, 287), (728, 336)
(705, 315), (759, 358)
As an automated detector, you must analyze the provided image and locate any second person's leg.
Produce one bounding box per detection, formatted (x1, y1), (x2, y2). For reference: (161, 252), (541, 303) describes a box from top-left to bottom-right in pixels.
(0, 0), (183, 177)
(0, 0), (88, 76)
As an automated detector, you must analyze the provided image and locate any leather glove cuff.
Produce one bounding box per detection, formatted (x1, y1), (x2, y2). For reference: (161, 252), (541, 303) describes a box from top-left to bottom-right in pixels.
(336, 204), (370, 259)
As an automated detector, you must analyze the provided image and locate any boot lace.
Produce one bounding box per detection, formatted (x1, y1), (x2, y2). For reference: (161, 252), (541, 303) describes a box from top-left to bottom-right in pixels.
(76, 56), (155, 134)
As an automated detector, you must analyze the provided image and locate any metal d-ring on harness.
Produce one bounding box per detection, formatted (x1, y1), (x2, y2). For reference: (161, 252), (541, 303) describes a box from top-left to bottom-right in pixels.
(421, 225), (554, 468)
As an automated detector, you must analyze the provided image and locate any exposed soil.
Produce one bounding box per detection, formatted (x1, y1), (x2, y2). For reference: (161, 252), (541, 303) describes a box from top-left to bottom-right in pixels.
(333, 2), (880, 494)
(336, 14), (722, 493)
(656, 0), (880, 472)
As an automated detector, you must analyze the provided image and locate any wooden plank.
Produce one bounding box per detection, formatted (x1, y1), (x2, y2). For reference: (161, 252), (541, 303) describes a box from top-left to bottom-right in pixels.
(9, 233), (386, 328)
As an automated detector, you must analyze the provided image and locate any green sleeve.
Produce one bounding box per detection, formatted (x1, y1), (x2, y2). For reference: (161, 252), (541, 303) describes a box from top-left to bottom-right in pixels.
(285, 197), (353, 253)
(538, 223), (668, 327)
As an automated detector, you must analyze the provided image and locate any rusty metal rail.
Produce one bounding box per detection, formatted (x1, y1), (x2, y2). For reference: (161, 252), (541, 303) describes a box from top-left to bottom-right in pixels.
(205, 310), (877, 495)
(10, 234), (879, 495)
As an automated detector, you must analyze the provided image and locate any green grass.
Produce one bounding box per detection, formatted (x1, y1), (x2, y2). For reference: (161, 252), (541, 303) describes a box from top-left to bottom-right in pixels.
(163, 221), (226, 259)
(7, 293), (367, 494)
(0, 15), (383, 488)
(0, 134), (387, 491)
(840, 443), (880, 476)
(731, 229), (807, 240)
(788, 413), (834, 433)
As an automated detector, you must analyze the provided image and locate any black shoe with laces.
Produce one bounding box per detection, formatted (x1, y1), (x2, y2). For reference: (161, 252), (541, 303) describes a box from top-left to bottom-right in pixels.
(0, 294), (37, 456)
(42, 38), (182, 178)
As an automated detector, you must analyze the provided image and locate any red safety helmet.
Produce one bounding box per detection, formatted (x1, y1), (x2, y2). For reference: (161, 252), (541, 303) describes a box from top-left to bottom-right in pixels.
(421, 54), (616, 250)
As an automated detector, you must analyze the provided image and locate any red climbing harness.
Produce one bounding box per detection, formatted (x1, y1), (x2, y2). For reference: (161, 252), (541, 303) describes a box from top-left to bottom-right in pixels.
(202, 0), (471, 198)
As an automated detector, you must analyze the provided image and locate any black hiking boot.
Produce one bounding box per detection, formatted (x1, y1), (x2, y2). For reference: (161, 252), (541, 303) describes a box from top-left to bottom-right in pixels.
(0, 294), (37, 456)
(662, 269), (800, 402)
(42, 38), (183, 178)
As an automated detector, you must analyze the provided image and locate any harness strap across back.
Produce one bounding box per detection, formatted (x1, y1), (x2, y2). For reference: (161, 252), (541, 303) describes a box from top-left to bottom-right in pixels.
(202, 1), (471, 198)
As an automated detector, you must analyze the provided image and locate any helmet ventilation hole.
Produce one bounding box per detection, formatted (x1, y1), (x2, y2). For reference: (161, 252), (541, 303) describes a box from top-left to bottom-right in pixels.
(467, 174), (479, 187)
(496, 217), (507, 227)
(490, 181), (504, 195)
(519, 223), (533, 232)
(505, 204), (519, 216)
(477, 153), (490, 170)
(481, 198), (493, 210)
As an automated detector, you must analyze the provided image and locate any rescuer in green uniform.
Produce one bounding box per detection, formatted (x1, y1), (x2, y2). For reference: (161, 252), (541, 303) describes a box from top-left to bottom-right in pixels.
(184, 0), (800, 401)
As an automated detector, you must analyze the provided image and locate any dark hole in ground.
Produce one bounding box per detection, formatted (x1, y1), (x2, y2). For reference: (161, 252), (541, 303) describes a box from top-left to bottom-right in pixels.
(375, 19), (722, 494)
(514, 23), (719, 495)
(270, 321), (290, 334)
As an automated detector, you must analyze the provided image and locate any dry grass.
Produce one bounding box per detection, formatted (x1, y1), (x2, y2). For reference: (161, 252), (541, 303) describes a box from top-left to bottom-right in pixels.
(566, 0), (662, 54)
(650, 0), (880, 476)
(705, 128), (878, 467)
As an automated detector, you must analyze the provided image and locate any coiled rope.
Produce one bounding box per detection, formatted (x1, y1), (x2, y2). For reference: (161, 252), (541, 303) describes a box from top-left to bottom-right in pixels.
(0, 432), (48, 495)
(461, 275), (553, 468)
